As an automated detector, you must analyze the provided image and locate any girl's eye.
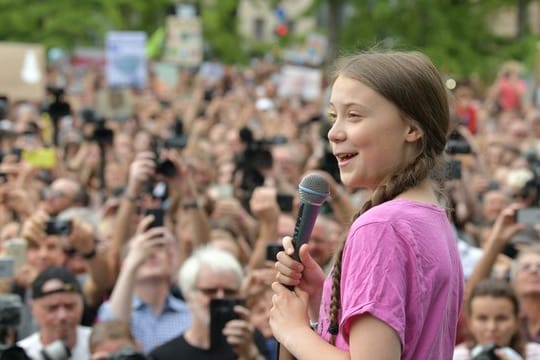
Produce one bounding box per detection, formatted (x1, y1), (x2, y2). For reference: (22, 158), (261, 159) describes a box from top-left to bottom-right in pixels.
(349, 112), (362, 118)
(327, 112), (337, 122)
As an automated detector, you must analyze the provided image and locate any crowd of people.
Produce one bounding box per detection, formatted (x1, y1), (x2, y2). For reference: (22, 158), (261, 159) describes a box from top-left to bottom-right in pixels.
(0, 49), (537, 359)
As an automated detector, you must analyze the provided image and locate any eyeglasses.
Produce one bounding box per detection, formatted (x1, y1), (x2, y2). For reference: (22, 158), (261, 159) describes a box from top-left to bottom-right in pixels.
(518, 262), (540, 273)
(43, 188), (68, 199)
(196, 287), (238, 297)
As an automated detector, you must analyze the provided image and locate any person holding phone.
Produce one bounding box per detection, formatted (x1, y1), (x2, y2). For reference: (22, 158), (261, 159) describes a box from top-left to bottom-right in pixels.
(149, 246), (269, 360)
(270, 50), (464, 359)
(97, 215), (191, 354)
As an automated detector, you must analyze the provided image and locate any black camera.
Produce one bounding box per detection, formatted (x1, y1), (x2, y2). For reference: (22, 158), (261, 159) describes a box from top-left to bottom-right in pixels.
(155, 159), (176, 177)
(45, 219), (72, 236)
(471, 344), (500, 360)
(446, 131), (472, 155)
(107, 347), (147, 360)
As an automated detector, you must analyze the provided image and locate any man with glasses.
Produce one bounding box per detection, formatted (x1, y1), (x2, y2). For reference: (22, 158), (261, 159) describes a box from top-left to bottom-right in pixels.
(43, 178), (87, 216)
(149, 246), (269, 360)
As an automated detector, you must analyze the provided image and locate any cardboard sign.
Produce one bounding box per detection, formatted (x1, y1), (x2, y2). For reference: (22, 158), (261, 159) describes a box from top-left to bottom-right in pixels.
(96, 88), (134, 121)
(278, 65), (322, 101)
(163, 16), (203, 67)
(0, 42), (45, 101)
(106, 31), (147, 89)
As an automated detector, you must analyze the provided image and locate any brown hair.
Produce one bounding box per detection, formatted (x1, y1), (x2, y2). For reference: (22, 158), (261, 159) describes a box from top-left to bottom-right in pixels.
(327, 50), (450, 343)
(467, 279), (525, 356)
(89, 319), (137, 353)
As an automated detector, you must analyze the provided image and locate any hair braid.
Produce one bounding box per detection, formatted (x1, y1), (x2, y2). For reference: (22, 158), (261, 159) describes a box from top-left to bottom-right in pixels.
(327, 156), (434, 344)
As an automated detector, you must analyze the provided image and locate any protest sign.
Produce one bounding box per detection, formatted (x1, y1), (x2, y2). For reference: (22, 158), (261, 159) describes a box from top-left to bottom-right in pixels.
(106, 31), (147, 89)
(0, 42), (45, 101)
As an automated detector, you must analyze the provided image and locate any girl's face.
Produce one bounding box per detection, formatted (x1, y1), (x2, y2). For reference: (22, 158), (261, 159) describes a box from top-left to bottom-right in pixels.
(327, 76), (422, 190)
(469, 295), (518, 347)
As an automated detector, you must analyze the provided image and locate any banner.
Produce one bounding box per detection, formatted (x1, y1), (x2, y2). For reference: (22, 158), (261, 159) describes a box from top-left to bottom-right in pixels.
(106, 31), (147, 89)
(278, 65), (322, 101)
(0, 42), (45, 102)
(163, 16), (203, 67)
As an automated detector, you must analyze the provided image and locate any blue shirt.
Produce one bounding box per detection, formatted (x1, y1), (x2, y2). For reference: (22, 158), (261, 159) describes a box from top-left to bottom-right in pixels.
(98, 294), (192, 353)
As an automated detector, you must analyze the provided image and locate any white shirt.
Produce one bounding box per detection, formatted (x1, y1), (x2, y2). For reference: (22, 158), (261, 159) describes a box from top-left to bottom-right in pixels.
(17, 325), (91, 360)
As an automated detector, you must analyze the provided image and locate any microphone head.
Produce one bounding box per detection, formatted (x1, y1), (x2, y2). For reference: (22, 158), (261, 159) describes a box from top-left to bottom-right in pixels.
(298, 173), (330, 205)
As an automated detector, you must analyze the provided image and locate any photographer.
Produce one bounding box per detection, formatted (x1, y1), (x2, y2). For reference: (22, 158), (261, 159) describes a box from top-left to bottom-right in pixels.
(149, 246), (269, 360)
(18, 266), (91, 359)
(453, 279), (540, 359)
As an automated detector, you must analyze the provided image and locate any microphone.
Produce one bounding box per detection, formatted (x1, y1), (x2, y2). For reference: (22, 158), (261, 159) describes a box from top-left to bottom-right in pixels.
(291, 173), (330, 263)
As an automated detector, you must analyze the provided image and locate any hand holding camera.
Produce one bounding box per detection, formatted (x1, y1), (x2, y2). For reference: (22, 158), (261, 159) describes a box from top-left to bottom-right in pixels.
(126, 152), (156, 195)
(21, 210), (50, 244)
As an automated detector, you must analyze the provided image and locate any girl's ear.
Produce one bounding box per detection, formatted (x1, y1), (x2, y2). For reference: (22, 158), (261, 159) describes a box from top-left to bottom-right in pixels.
(405, 121), (424, 143)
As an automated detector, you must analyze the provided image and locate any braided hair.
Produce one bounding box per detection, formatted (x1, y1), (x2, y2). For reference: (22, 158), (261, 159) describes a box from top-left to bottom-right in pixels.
(326, 51), (450, 344)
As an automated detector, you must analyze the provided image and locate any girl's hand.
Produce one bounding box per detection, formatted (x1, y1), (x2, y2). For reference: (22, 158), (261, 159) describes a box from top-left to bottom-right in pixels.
(269, 282), (310, 345)
(275, 237), (325, 298)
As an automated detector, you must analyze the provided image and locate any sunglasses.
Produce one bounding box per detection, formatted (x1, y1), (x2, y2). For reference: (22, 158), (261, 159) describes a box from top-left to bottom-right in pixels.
(196, 287), (238, 297)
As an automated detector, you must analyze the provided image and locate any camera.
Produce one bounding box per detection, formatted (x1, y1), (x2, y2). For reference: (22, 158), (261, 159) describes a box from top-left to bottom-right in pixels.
(45, 219), (72, 236)
(155, 159), (176, 177)
(445, 131), (472, 155)
(34, 340), (70, 360)
(471, 343), (500, 360)
(107, 347), (147, 360)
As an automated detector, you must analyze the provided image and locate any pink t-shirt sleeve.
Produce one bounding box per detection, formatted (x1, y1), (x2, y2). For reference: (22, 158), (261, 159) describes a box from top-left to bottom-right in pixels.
(339, 221), (420, 347)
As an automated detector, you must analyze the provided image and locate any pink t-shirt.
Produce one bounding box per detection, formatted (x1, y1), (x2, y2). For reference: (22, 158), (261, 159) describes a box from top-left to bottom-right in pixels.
(317, 199), (464, 359)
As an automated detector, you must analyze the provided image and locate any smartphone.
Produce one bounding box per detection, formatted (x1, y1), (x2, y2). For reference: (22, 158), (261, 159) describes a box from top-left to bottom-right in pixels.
(445, 159), (462, 180)
(210, 298), (244, 350)
(208, 184), (234, 199)
(266, 243), (285, 262)
(4, 238), (27, 270)
(516, 208), (540, 225)
(22, 148), (56, 169)
(45, 218), (72, 236)
(276, 193), (294, 213)
(144, 208), (164, 228)
(0, 257), (14, 278)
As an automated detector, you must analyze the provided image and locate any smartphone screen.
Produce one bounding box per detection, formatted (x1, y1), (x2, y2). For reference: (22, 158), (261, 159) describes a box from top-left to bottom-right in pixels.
(144, 208), (165, 228)
(266, 243), (285, 262)
(210, 298), (244, 350)
(276, 193), (294, 213)
(0, 257), (14, 278)
(516, 208), (540, 225)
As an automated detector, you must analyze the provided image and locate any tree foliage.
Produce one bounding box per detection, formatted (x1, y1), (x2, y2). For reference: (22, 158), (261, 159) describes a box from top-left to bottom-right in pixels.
(0, 0), (537, 79)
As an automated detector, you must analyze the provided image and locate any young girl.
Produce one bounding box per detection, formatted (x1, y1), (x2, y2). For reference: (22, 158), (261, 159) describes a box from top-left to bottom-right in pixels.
(453, 279), (540, 360)
(270, 50), (464, 359)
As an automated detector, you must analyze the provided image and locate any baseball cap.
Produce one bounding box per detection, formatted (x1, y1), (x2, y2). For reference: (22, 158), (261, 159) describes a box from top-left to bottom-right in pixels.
(31, 266), (82, 300)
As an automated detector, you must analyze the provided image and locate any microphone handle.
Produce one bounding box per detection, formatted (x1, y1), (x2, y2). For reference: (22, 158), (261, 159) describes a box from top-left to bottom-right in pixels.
(279, 201), (323, 358)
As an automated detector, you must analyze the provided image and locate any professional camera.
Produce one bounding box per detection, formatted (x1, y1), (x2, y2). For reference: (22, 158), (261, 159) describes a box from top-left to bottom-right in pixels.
(47, 87), (71, 121)
(107, 347), (147, 360)
(446, 131), (472, 155)
(34, 340), (70, 360)
(45, 218), (72, 236)
(471, 343), (500, 360)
